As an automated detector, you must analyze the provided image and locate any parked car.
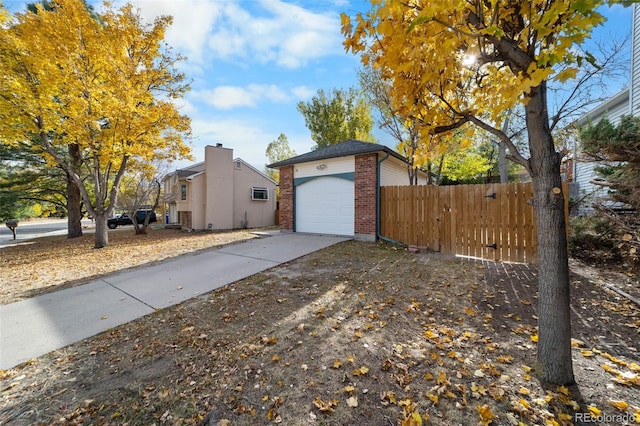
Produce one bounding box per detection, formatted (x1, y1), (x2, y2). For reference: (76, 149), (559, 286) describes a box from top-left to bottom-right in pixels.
(107, 210), (157, 229)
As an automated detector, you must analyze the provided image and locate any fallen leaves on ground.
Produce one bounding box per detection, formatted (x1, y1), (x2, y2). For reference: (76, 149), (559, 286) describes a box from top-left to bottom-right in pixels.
(0, 227), (259, 304)
(0, 242), (638, 425)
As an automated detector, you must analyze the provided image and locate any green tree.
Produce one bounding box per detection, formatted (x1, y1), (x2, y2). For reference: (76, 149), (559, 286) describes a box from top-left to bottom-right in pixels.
(265, 133), (296, 183)
(343, 0), (615, 384)
(0, 0), (192, 248)
(579, 115), (640, 256)
(297, 88), (375, 149)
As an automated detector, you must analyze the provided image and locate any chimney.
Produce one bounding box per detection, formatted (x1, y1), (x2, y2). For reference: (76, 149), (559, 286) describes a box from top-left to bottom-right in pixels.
(216, 143), (223, 147)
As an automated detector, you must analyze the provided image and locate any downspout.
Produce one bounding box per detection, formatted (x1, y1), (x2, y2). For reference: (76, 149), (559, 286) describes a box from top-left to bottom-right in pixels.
(376, 152), (405, 246)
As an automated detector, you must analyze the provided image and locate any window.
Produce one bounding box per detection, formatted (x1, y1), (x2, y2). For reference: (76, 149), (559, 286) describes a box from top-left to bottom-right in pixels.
(251, 187), (269, 200)
(181, 184), (187, 201)
(235, 161), (242, 169)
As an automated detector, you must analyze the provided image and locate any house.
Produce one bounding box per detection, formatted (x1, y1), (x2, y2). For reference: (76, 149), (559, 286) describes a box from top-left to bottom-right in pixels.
(571, 3), (639, 214)
(163, 144), (277, 231)
(267, 139), (428, 241)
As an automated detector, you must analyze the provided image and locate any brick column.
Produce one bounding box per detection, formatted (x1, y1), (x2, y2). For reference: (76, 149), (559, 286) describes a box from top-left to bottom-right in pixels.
(354, 153), (378, 242)
(278, 165), (294, 232)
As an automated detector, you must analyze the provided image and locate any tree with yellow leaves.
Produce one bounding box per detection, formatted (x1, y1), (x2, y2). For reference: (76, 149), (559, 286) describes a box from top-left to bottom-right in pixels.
(343, 0), (615, 384)
(0, 0), (191, 248)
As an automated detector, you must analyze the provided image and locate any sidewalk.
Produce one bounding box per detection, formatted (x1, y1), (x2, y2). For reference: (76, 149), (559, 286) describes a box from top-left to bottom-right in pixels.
(0, 232), (350, 370)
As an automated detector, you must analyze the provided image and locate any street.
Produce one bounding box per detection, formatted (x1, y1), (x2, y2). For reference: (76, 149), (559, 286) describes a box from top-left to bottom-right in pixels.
(0, 219), (94, 247)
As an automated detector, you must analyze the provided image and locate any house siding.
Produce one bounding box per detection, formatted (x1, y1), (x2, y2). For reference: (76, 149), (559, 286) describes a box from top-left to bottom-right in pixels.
(191, 174), (206, 230)
(354, 153), (378, 241)
(631, 4), (640, 116)
(164, 145), (276, 231)
(232, 161), (277, 228)
(380, 157), (409, 185)
(575, 90), (629, 215)
(204, 145), (234, 230)
(379, 156), (428, 186)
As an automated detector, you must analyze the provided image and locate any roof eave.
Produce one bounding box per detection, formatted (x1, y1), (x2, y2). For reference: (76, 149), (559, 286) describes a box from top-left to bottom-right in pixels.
(267, 145), (406, 168)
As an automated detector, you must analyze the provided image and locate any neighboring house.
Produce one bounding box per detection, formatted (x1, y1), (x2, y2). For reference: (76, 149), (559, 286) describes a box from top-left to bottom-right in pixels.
(571, 4), (639, 214)
(163, 144), (277, 231)
(267, 139), (428, 241)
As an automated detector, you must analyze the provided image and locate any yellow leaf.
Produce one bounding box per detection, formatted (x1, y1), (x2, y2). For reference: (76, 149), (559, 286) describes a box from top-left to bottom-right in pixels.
(425, 330), (438, 339)
(588, 406), (601, 417)
(518, 398), (530, 410)
(581, 350), (594, 357)
(437, 370), (447, 385)
(530, 334), (538, 343)
(477, 404), (495, 425)
(498, 355), (513, 364)
(383, 391), (397, 405)
(518, 387), (530, 395)
(332, 359), (343, 369)
(312, 397), (338, 412)
(608, 400), (628, 411)
(353, 366), (369, 376)
(344, 385), (355, 393)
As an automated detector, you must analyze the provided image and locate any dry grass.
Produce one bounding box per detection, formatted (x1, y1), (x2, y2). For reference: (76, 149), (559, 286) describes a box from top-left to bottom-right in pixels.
(0, 227), (261, 305)
(0, 234), (639, 425)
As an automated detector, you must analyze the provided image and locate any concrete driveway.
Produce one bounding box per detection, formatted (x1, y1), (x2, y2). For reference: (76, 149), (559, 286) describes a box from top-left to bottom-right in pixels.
(0, 232), (350, 370)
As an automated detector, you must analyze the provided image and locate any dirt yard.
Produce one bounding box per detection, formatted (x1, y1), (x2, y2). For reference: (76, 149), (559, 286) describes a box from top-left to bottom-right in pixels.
(1, 232), (639, 425)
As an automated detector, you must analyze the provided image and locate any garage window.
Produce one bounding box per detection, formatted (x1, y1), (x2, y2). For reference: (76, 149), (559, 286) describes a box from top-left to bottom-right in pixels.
(251, 187), (269, 200)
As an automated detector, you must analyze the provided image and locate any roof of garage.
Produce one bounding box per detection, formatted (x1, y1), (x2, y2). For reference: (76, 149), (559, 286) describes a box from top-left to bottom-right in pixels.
(267, 139), (408, 168)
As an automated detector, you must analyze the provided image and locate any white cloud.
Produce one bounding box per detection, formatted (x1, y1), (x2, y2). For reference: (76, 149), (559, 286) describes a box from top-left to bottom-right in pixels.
(190, 84), (290, 110)
(143, 0), (344, 69)
(111, 1), (222, 63)
(185, 116), (278, 169)
(291, 85), (317, 100)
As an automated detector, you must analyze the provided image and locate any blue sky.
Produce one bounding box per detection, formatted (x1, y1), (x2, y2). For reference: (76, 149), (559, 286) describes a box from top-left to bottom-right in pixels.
(5, 0), (634, 172)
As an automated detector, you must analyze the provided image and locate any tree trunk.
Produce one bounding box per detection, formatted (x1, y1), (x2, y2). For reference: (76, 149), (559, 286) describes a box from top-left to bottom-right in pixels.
(499, 111), (511, 184)
(94, 214), (109, 248)
(498, 142), (508, 183)
(66, 173), (83, 238)
(526, 82), (574, 385)
(66, 144), (83, 238)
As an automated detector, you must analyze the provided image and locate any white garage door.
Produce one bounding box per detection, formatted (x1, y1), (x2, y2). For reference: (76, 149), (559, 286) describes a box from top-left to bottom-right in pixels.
(296, 177), (354, 236)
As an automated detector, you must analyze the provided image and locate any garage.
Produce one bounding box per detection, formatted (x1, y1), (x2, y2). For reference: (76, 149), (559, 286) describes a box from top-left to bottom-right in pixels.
(295, 176), (354, 236)
(268, 139), (421, 242)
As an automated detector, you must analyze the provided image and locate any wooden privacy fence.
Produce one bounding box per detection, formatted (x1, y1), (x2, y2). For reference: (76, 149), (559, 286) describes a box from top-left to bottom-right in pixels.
(380, 182), (568, 264)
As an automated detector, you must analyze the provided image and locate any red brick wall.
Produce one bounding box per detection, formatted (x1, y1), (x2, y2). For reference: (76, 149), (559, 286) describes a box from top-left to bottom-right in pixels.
(355, 153), (378, 240)
(279, 165), (294, 231)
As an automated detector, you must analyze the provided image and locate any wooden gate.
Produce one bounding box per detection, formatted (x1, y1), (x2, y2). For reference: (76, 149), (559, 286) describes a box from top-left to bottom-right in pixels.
(379, 182), (568, 263)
